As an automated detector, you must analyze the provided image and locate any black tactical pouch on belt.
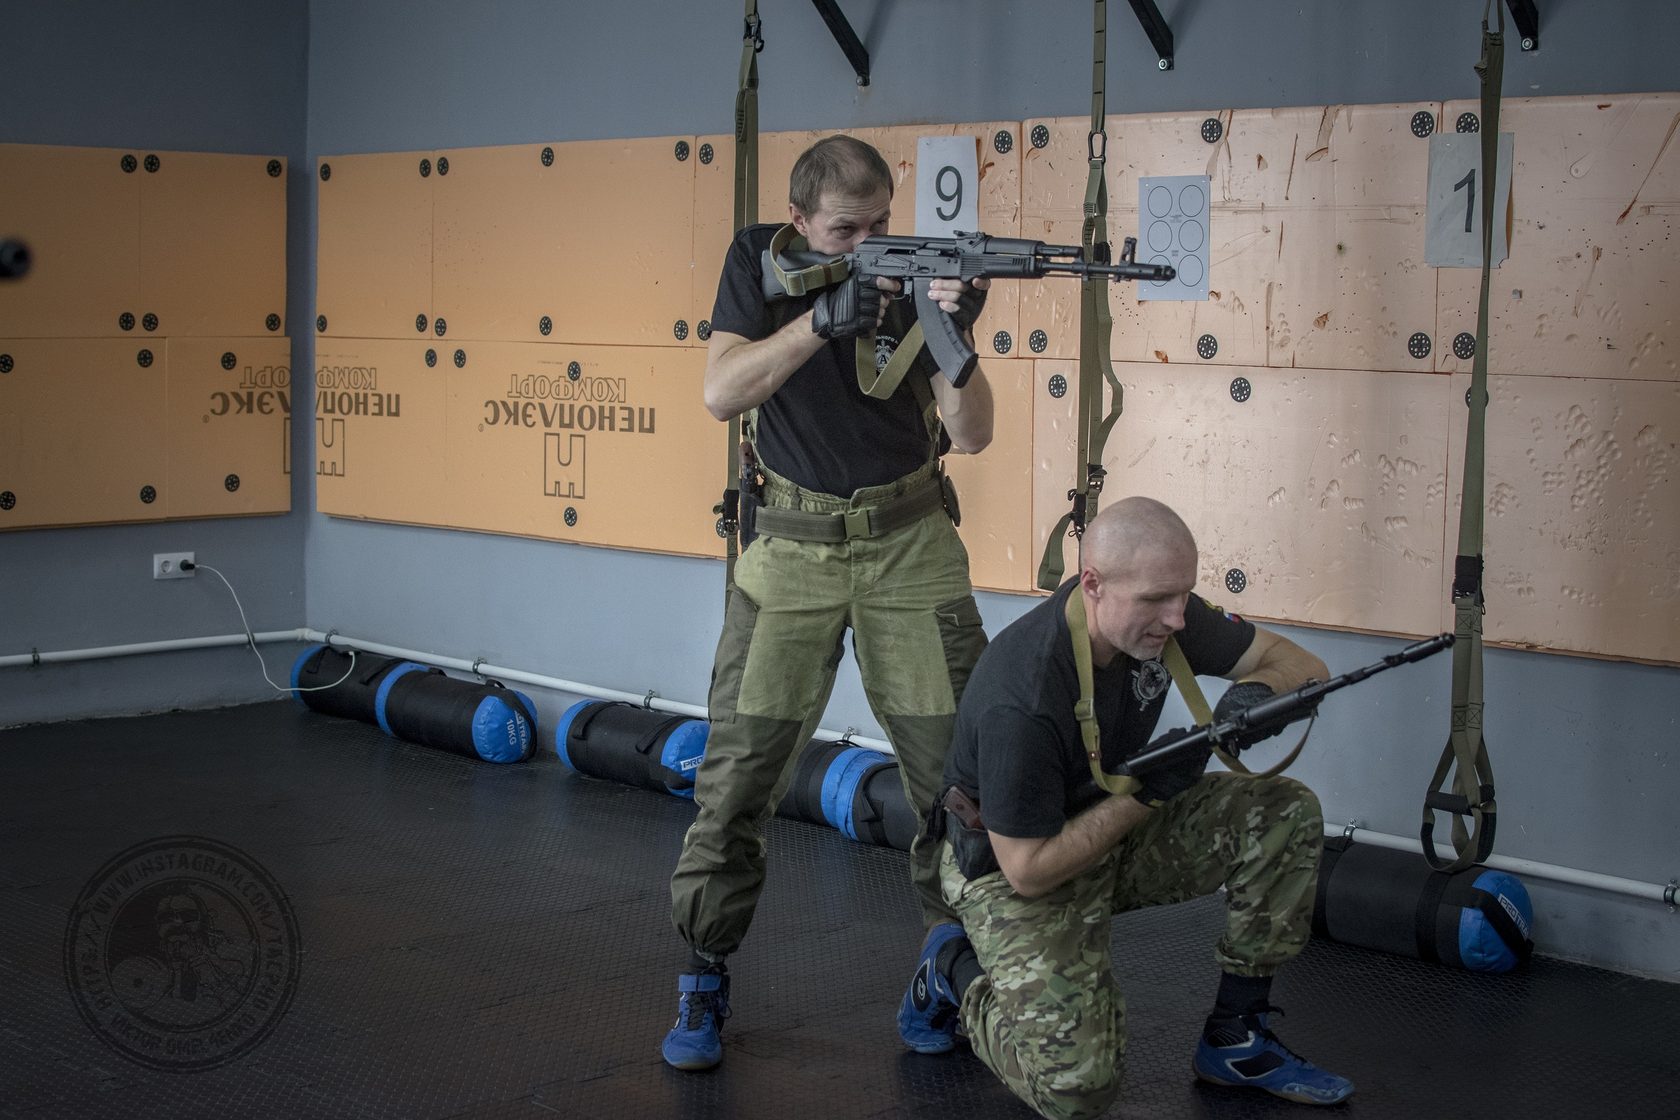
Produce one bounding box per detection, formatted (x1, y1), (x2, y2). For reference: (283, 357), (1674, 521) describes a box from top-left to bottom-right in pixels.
(940, 786), (1000, 880)
(939, 471), (962, 527)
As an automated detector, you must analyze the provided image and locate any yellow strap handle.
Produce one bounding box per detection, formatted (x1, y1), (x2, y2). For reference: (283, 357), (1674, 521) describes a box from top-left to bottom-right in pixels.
(1422, 0), (1504, 873)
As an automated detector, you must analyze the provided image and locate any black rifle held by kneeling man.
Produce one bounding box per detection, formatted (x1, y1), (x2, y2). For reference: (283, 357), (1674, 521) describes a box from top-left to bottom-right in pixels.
(1123, 633), (1457, 777)
(763, 230), (1175, 388)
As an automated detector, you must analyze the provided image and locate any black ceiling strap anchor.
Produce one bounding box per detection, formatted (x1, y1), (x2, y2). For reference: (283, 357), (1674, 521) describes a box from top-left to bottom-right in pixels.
(1505, 0), (1539, 50)
(1126, 0), (1174, 71)
(810, 0), (870, 86)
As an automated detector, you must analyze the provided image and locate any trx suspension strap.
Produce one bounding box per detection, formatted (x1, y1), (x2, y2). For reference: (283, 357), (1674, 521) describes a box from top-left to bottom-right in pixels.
(1037, 0), (1125, 591)
(717, 1), (763, 592)
(733, 1), (760, 237)
(1064, 590), (1303, 798)
(1423, 1), (1502, 872)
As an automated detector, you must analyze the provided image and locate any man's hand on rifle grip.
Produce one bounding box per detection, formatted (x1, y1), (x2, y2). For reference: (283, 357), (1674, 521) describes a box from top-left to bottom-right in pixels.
(929, 276), (990, 333)
(1125, 727), (1208, 808)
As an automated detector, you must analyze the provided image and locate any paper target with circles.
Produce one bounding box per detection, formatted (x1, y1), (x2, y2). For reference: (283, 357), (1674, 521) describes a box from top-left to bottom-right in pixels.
(1136, 174), (1211, 302)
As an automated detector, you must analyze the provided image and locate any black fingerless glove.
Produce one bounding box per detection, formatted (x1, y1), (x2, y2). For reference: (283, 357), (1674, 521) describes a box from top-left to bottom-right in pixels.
(1127, 727), (1210, 808)
(1212, 681), (1290, 752)
(810, 275), (882, 340)
(949, 282), (988, 332)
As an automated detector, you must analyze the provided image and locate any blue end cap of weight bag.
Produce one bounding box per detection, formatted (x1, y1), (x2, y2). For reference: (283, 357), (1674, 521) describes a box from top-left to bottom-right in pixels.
(1459, 869), (1535, 972)
(659, 720), (710, 798)
(289, 644), (323, 708)
(821, 746), (890, 841)
(512, 691), (539, 742)
(553, 699), (594, 771)
(505, 690), (540, 760)
(373, 662), (427, 736)
(471, 694), (532, 763)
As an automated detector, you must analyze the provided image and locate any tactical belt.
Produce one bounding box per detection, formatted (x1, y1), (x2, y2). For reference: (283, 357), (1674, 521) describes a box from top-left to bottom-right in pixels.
(753, 473), (946, 543)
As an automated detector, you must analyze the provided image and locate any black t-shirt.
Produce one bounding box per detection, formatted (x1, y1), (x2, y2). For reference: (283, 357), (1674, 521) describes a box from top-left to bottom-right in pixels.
(942, 578), (1256, 838)
(710, 224), (940, 498)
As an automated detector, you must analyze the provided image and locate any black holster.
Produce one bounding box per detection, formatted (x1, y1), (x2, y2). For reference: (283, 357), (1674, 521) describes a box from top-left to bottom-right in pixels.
(738, 440), (762, 550)
(938, 786), (999, 880)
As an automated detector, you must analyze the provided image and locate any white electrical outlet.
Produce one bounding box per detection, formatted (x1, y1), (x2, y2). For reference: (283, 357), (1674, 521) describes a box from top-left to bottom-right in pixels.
(153, 552), (195, 580)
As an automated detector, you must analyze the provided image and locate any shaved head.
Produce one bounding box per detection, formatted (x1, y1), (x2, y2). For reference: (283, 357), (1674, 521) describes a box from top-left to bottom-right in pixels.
(1078, 498), (1198, 664)
(1084, 497), (1196, 574)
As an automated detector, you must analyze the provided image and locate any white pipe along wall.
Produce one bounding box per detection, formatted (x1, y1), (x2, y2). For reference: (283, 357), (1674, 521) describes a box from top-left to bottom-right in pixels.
(4, 628), (1675, 912)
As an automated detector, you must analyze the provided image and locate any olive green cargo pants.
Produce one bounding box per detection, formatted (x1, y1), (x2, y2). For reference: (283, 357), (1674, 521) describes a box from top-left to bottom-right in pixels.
(671, 467), (987, 958)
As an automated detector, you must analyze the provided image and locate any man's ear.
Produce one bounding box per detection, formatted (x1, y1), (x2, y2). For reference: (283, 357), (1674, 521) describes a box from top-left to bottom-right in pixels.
(1079, 567), (1102, 598)
(789, 203), (809, 239)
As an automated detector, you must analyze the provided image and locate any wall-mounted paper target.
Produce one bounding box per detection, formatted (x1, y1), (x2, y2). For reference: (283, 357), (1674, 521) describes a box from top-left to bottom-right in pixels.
(1137, 174), (1211, 302)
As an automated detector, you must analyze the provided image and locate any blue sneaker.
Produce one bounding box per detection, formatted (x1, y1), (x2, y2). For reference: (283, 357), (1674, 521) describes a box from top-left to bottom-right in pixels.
(1193, 1010), (1354, 1105)
(661, 970), (730, 1071)
(896, 922), (966, 1054)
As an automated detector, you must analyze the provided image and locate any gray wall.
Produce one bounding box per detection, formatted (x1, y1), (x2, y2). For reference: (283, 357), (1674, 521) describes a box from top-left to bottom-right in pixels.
(4, 1), (1676, 977)
(1, 2), (314, 724)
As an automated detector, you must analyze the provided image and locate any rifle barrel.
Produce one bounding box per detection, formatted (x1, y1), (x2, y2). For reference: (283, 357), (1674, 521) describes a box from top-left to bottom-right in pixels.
(1040, 259), (1177, 283)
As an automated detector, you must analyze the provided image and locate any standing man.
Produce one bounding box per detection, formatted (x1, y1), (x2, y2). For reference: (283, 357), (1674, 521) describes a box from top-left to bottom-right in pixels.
(663, 134), (994, 1070)
(897, 496), (1355, 1115)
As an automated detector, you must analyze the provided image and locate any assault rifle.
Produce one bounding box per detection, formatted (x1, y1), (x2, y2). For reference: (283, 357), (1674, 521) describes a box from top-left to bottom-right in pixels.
(762, 231), (1176, 388)
(1122, 633), (1456, 777)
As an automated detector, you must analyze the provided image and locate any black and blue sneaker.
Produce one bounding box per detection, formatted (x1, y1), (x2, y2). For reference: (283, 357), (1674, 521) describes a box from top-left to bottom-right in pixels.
(661, 969), (731, 1071)
(896, 921), (967, 1054)
(1192, 1008), (1354, 1105)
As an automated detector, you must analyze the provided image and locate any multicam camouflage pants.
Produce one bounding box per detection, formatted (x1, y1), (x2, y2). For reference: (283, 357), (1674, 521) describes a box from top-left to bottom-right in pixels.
(671, 465), (987, 958)
(941, 772), (1324, 1120)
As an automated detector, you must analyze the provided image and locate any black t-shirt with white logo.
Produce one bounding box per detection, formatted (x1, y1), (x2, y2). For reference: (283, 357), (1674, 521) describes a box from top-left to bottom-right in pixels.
(710, 224), (940, 498)
(942, 578), (1256, 837)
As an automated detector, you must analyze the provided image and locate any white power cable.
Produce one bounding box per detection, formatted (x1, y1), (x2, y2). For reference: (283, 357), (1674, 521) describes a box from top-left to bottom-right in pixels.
(191, 562), (357, 694)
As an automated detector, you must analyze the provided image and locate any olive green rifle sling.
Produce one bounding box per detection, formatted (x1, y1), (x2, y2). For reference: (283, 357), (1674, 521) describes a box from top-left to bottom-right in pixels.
(1424, 1), (1503, 872)
(1037, 0), (1125, 591)
(717, 1), (762, 593)
(763, 224), (944, 435)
